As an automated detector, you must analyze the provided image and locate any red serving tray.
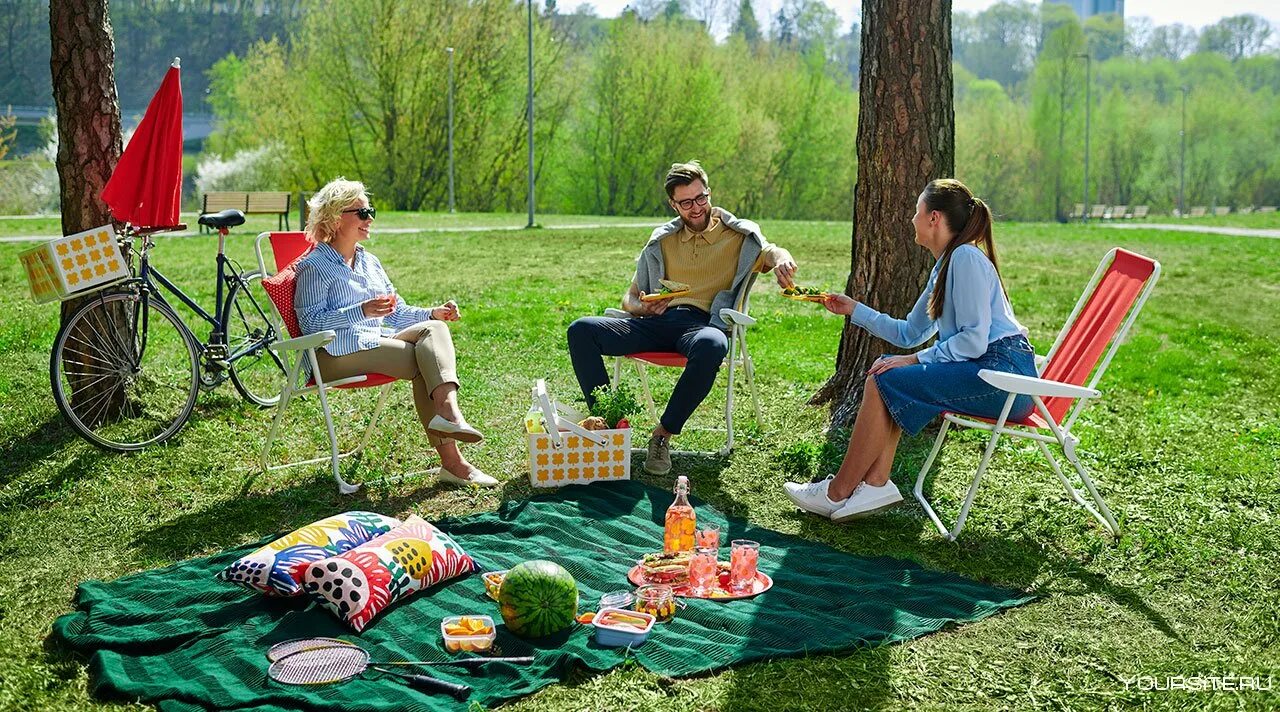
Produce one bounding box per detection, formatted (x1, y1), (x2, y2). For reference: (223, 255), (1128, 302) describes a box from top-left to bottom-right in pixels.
(627, 564), (772, 600)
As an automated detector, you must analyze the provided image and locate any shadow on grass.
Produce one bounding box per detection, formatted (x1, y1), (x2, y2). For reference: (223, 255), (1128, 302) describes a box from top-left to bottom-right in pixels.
(129, 471), (456, 562)
(0, 414), (106, 509)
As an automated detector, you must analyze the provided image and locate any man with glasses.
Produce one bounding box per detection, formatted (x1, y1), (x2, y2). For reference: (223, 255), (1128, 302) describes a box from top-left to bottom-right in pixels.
(567, 160), (798, 475)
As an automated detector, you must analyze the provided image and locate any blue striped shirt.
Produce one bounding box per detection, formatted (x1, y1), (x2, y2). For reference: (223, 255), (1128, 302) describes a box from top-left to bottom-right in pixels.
(293, 243), (433, 372)
(850, 244), (1028, 363)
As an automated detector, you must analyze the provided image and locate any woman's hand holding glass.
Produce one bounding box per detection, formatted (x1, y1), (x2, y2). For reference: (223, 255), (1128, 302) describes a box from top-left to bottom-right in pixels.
(431, 300), (461, 322)
(362, 294), (397, 318)
(822, 293), (855, 316)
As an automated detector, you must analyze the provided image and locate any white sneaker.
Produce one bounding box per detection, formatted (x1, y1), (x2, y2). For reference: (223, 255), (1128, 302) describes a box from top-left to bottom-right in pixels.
(783, 475), (844, 517)
(829, 480), (903, 522)
(438, 466), (499, 488)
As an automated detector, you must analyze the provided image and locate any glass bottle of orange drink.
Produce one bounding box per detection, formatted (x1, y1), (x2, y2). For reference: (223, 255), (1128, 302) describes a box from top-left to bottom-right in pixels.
(663, 476), (696, 553)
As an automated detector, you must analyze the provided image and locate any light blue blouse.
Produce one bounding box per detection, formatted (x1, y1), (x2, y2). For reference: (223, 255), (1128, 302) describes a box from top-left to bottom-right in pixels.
(849, 244), (1028, 364)
(293, 242), (433, 364)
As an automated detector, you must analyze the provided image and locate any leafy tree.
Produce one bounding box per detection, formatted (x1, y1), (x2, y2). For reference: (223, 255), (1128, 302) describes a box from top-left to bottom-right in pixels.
(955, 77), (1035, 218)
(953, 1), (1038, 90)
(1083, 13), (1124, 62)
(1030, 18), (1086, 220)
(730, 0), (762, 47)
(1144, 23), (1198, 62)
(1198, 14), (1275, 61)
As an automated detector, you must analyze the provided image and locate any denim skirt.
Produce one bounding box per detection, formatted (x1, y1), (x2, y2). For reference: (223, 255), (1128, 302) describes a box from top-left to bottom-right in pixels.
(873, 334), (1038, 436)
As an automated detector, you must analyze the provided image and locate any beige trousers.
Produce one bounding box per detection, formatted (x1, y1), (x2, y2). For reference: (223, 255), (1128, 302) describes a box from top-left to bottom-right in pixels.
(315, 321), (459, 447)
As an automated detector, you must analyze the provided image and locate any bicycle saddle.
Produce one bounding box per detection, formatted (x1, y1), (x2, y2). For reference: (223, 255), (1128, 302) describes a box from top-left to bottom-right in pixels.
(198, 209), (246, 229)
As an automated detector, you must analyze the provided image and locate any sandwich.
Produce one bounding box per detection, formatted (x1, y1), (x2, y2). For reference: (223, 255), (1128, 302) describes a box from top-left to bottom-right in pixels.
(658, 279), (690, 295)
(640, 550), (692, 585)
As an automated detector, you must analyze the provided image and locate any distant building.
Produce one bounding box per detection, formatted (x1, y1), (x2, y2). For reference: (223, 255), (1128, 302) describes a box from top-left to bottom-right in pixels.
(1045, 0), (1124, 20)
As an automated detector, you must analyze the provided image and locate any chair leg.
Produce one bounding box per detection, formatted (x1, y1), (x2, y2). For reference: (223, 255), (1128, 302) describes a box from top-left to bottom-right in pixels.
(1035, 440), (1120, 536)
(350, 383), (395, 457)
(611, 356), (622, 388)
(915, 395), (1016, 541)
(720, 330), (739, 456)
(310, 357), (360, 496)
(635, 361), (659, 424)
(739, 335), (763, 425)
(261, 381), (295, 472)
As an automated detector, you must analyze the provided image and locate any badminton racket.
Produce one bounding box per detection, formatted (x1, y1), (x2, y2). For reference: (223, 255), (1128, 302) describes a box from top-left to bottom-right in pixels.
(268, 645), (472, 699)
(266, 637), (534, 668)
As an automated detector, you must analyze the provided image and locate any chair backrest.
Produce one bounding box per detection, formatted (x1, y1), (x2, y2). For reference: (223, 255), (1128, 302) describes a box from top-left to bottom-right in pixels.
(1132, 205), (1149, 219)
(733, 270), (760, 314)
(255, 231), (313, 339)
(1037, 248), (1160, 426)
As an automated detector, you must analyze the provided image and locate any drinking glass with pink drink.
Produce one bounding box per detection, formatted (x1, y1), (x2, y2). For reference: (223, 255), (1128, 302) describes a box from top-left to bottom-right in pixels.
(688, 546), (719, 596)
(694, 522), (720, 551)
(728, 539), (760, 593)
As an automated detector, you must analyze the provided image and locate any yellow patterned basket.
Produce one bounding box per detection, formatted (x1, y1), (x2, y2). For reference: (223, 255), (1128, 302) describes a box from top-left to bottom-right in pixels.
(527, 379), (631, 488)
(19, 225), (129, 303)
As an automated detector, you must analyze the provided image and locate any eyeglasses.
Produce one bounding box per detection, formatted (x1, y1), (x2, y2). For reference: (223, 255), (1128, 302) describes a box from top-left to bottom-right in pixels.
(673, 192), (710, 211)
(343, 207), (377, 220)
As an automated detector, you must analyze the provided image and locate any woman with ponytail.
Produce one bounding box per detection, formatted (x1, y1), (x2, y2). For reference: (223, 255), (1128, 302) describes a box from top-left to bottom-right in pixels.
(784, 179), (1037, 522)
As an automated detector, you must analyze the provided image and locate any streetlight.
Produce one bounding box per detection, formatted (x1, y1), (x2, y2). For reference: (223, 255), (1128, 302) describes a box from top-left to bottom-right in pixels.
(447, 46), (455, 214)
(1179, 85), (1189, 217)
(1076, 51), (1091, 223)
(525, 0), (535, 229)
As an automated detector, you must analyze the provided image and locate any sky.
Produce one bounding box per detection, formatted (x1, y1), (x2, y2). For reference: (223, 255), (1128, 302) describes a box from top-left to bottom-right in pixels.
(576, 0), (1279, 36)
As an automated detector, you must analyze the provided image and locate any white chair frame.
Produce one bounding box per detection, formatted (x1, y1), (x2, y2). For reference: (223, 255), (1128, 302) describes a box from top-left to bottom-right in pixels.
(606, 273), (763, 456)
(253, 232), (404, 495)
(914, 248), (1161, 541)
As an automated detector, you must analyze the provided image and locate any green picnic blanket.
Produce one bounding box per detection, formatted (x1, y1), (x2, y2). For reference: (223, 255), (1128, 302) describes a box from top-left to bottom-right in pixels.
(51, 481), (1034, 711)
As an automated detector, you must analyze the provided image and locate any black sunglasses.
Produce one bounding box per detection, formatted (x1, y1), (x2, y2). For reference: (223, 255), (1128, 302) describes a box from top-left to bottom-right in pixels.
(343, 207), (377, 220)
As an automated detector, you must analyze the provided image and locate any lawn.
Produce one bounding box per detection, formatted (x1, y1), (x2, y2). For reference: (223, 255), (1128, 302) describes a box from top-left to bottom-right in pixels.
(1, 218), (1277, 710)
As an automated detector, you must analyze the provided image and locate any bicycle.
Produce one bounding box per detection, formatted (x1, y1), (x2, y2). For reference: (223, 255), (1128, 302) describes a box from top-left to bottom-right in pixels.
(49, 209), (287, 451)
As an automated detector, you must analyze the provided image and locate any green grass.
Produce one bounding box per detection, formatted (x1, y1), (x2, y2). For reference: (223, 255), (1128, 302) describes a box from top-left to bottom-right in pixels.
(1, 220), (1278, 710)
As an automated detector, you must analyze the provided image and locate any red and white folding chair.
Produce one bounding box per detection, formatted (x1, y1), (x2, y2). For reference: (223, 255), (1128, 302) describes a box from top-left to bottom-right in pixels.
(914, 248), (1161, 540)
(254, 231), (401, 495)
(605, 273), (763, 456)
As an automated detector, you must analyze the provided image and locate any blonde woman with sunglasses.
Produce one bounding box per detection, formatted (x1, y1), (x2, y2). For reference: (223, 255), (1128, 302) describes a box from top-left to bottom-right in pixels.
(292, 178), (496, 487)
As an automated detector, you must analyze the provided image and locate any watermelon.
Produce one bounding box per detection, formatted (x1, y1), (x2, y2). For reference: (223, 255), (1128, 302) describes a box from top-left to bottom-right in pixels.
(498, 560), (579, 638)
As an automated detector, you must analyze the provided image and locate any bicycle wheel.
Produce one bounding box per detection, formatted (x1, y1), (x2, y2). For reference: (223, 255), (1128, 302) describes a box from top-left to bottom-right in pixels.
(225, 271), (286, 407)
(51, 291), (200, 452)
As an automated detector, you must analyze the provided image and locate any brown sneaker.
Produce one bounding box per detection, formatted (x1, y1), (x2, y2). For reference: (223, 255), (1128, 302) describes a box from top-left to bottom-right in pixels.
(644, 434), (672, 476)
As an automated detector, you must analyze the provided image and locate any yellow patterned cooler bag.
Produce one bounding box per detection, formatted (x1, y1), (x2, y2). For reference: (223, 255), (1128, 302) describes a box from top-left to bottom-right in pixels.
(19, 225), (129, 303)
(526, 379), (631, 488)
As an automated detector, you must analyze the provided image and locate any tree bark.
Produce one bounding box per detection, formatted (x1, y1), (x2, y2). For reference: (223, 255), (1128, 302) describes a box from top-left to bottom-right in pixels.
(810, 0), (954, 430)
(50, 0), (124, 419)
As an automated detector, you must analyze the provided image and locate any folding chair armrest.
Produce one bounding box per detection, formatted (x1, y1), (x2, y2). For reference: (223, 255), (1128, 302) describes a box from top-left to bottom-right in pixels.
(977, 369), (1099, 399)
(719, 308), (756, 327)
(271, 330), (335, 352)
(604, 308), (630, 319)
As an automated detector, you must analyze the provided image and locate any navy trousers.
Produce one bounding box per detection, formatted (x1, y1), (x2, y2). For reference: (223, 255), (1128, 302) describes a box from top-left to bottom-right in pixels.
(566, 307), (728, 435)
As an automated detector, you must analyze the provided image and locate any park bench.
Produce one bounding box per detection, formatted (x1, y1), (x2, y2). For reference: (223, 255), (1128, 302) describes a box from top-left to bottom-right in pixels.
(200, 191), (292, 232)
(1108, 205), (1128, 219)
(1088, 205), (1106, 219)
(1259, 206), (1277, 213)
(1131, 205), (1149, 219)
(1072, 203), (1086, 220)
(1213, 206), (1230, 216)
(1188, 206), (1207, 217)
(1238, 206), (1253, 214)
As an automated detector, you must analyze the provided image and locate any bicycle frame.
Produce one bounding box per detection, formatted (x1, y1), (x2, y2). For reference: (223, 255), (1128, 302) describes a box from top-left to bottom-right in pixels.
(126, 228), (272, 367)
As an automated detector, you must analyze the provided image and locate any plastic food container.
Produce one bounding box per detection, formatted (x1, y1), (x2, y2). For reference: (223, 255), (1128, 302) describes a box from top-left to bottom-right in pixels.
(592, 608), (655, 647)
(441, 615), (496, 653)
(482, 570), (507, 601)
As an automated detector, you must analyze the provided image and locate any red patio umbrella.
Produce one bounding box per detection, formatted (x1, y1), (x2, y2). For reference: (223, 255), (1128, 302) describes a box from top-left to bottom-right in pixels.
(100, 58), (184, 229)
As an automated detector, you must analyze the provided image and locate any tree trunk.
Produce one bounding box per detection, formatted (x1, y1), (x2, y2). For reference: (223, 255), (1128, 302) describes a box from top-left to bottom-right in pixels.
(50, 0), (124, 419)
(810, 0), (954, 430)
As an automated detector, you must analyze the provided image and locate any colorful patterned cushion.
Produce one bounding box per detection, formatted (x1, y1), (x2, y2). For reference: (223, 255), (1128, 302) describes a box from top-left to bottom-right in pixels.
(301, 515), (476, 632)
(217, 511), (400, 596)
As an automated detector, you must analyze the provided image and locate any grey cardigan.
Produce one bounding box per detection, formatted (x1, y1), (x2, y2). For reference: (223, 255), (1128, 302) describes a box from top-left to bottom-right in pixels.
(633, 207), (773, 329)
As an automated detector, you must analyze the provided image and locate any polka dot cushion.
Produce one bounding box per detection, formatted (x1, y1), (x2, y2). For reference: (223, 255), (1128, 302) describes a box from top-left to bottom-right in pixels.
(217, 511), (401, 597)
(301, 515), (476, 632)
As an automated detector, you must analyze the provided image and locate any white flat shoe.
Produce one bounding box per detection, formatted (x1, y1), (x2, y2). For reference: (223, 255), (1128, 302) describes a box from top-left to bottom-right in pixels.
(438, 466), (499, 488)
(427, 415), (484, 444)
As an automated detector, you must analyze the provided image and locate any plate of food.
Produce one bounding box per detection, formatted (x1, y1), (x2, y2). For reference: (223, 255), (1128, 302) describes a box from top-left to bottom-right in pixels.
(781, 285), (828, 303)
(640, 279), (692, 302)
(627, 558), (773, 600)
